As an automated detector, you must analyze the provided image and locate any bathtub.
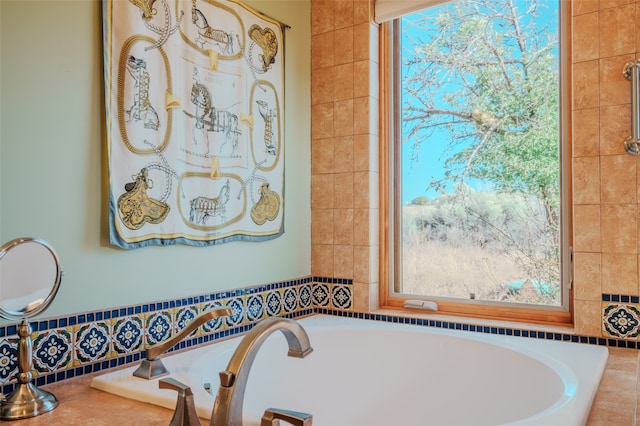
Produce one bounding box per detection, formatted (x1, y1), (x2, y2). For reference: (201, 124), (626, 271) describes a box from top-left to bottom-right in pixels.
(91, 315), (608, 426)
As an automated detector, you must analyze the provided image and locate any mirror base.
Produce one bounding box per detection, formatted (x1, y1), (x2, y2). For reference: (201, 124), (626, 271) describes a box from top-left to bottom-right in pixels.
(0, 382), (58, 420)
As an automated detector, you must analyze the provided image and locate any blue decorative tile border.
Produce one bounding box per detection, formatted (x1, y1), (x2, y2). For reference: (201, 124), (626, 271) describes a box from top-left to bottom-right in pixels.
(602, 294), (640, 304)
(1, 284), (636, 396)
(0, 276), (352, 395)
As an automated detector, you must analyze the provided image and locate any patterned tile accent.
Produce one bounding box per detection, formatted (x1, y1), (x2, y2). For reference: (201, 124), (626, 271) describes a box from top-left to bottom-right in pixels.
(74, 322), (110, 365)
(299, 283), (312, 309)
(0, 277), (322, 395)
(175, 305), (200, 337)
(10, 278), (635, 396)
(0, 338), (18, 385)
(265, 291), (283, 316)
(282, 287), (298, 313)
(32, 328), (73, 375)
(602, 302), (640, 340)
(145, 310), (173, 347)
(225, 297), (245, 327)
(246, 294), (265, 322)
(331, 285), (352, 310)
(201, 301), (227, 334)
(309, 279), (354, 311)
(111, 316), (143, 355)
(312, 283), (330, 307)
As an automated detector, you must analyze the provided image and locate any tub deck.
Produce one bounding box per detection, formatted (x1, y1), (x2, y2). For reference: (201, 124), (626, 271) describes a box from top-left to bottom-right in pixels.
(90, 315), (607, 425)
(1, 338), (635, 425)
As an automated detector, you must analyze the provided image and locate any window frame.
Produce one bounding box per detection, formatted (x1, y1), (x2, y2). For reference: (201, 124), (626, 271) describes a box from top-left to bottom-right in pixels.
(379, 0), (573, 325)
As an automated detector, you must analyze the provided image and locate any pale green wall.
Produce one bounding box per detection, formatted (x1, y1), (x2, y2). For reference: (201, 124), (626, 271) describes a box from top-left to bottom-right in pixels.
(0, 0), (311, 319)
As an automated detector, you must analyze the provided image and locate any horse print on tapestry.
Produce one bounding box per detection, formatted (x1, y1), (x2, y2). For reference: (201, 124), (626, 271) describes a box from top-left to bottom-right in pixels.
(104, 0), (286, 248)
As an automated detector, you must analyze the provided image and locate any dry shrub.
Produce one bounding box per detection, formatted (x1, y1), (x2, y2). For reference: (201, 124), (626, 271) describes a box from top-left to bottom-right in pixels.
(401, 240), (523, 300)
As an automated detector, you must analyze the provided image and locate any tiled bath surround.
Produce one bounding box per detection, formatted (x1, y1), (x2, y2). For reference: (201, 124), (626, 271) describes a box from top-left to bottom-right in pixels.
(1, 0), (638, 402)
(311, 0), (640, 337)
(568, 0), (640, 335)
(0, 277), (351, 396)
(1, 274), (639, 397)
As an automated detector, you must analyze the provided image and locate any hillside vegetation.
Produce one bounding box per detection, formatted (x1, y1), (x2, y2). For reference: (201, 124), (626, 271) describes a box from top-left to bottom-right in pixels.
(402, 186), (560, 305)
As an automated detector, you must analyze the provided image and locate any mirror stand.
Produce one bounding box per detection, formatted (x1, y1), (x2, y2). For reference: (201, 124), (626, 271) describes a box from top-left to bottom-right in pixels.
(0, 319), (58, 420)
(0, 237), (62, 419)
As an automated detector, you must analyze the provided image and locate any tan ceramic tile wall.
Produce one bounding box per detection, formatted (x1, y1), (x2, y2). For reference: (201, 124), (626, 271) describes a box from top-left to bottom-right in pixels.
(311, 0), (640, 333)
(310, 0), (380, 311)
(573, 0), (639, 335)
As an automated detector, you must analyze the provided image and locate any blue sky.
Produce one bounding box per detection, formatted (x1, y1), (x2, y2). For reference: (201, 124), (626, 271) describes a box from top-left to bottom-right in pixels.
(401, 127), (461, 203)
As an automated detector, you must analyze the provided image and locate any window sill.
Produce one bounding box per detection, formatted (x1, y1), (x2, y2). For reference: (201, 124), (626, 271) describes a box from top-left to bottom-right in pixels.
(376, 303), (574, 335)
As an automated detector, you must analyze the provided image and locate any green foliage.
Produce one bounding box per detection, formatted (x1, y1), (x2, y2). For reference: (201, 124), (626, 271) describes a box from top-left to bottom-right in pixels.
(402, 0), (560, 219)
(410, 196), (430, 205)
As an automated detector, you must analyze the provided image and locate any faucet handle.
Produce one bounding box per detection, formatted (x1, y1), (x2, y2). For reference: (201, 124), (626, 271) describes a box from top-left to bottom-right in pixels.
(218, 370), (235, 387)
(261, 407), (313, 426)
(134, 307), (233, 380)
(159, 377), (201, 426)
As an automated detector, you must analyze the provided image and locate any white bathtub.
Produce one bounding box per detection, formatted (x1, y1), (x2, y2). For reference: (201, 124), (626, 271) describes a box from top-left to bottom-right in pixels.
(91, 315), (608, 426)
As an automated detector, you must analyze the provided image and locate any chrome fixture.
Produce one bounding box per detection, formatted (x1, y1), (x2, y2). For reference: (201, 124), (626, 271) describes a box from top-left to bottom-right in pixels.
(211, 317), (313, 426)
(624, 60), (640, 155)
(133, 306), (232, 379)
(0, 237), (63, 420)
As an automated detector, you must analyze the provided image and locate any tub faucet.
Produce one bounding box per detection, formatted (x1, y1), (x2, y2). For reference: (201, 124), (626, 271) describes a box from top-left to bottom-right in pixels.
(133, 306), (232, 379)
(210, 317), (314, 426)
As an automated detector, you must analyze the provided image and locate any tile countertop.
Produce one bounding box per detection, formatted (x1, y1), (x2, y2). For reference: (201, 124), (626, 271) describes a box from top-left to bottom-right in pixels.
(3, 346), (638, 425)
(4, 372), (181, 426)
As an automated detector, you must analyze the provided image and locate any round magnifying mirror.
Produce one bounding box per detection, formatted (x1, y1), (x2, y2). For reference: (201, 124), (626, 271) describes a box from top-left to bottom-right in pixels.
(0, 237), (62, 321)
(0, 238), (62, 419)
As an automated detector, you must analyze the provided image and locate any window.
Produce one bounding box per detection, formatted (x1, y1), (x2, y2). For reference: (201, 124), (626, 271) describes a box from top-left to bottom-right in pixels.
(382, 0), (571, 323)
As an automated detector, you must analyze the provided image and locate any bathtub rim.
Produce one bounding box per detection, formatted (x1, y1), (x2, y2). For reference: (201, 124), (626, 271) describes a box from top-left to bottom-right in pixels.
(90, 314), (609, 426)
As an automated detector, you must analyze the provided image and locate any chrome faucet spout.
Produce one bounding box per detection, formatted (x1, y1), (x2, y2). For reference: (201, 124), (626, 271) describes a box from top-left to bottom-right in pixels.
(210, 317), (313, 426)
(133, 306), (232, 380)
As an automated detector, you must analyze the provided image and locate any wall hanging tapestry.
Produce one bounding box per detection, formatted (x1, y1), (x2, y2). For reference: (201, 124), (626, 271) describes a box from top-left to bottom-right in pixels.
(102, 0), (286, 248)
